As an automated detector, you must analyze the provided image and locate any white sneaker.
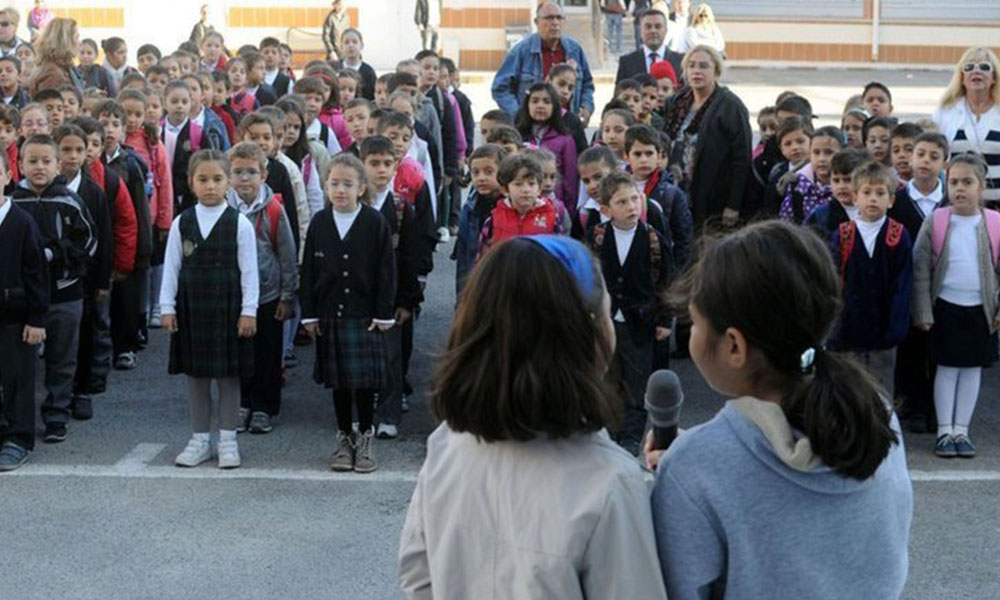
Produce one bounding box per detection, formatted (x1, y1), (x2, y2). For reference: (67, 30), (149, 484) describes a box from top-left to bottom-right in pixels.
(175, 438), (213, 467)
(217, 439), (241, 469)
(437, 227), (450, 243)
(376, 422), (398, 439)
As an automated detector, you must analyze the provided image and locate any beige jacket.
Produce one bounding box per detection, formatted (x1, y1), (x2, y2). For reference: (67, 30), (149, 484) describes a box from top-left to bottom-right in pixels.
(399, 424), (667, 600)
(912, 211), (1000, 330)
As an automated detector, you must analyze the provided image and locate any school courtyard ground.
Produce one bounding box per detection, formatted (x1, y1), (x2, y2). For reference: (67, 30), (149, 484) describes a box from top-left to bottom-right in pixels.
(3, 67), (997, 600)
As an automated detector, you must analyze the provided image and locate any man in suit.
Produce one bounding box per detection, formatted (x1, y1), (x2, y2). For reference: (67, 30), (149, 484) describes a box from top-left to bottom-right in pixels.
(615, 8), (684, 85)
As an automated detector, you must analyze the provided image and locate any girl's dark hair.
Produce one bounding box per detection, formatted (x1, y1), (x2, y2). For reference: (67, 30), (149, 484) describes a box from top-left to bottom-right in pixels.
(776, 115), (813, 143)
(275, 97), (311, 166)
(57, 84), (82, 106)
(515, 83), (568, 138)
(469, 142), (509, 165)
(137, 44), (161, 60)
(188, 149), (230, 181)
(482, 109), (513, 126)
(831, 147), (871, 176)
(52, 124), (87, 144)
(862, 116), (894, 143)
(70, 116), (104, 139)
(101, 37), (126, 55)
(547, 63), (575, 80)
(680, 220), (898, 480)
(602, 107), (636, 127)
(80, 38), (98, 53)
(578, 145), (619, 170)
(486, 125), (523, 147)
(947, 152), (989, 186)
(327, 152), (374, 205)
(431, 237), (617, 441)
(811, 125), (846, 147)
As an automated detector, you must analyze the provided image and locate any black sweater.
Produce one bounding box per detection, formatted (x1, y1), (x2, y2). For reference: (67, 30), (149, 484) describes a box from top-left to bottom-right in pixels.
(0, 202), (50, 327)
(11, 178), (97, 303)
(378, 191), (423, 310)
(266, 157), (301, 251)
(76, 173), (113, 291)
(104, 146), (152, 269)
(300, 205), (396, 321)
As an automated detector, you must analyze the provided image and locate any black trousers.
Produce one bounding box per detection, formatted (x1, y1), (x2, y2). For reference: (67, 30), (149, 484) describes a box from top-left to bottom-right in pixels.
(74, 287), (112, 395)
(0, 323), (37, 450)
(611, 322), (653, 448)
(240, 300), (283, 416)
(401, 305), (420, 396)
(111, 269), (142, 356)
(895, 326), (936, 421)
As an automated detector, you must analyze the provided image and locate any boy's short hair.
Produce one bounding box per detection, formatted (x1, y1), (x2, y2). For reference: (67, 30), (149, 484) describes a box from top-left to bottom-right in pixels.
(211, 70), (230, 87)
(0, 55), (21, 73)
(914, 131), (949, 155)
(852, 160), (894, 191)
(237, 111), (275, 137)
(117, 88), (148, 107)
(243, 51), (265, 69)
(58, 84), (82, 105)
(775, 95), (813, 119)
(146, 64), (169, 79)
(486, 125), (523, 147)
(164, 80), (191, 98)
(862, 116), (894, 142)
(598, 171), (636, 205)
(481, 109), (513, 126)
(578, 145), (619, 171)
(70, 116), (105, 139)
(137, 44), (161, 60)
(388, 72), (418, 93)
(831, 148), (871, 176)
(33, 89), (63, 104)
(376, 72), (395, 86)
(614, 78), (642, 96)
(469, 143), (508, 165)
(344, 97), (374, 113)
(279, 43), (293, 55)
(396, 58), (419, 72)
(634, 73), (657, 88)
(890, 122), (923, 142)
(758, 105), (777, 122)
(236, 45), (258, 58)
(386, 90), (418, 112)
(497, 153), (543, 187)
(776, 115), (813, 143)
(338, 69), (362, 83)
(360, 135), (396, 160)
(228, 140), (268, 170)
(656, 130), (672, 156)
(414, 49), (439, 63)
(52, 123), (87, 144)
(863, 81), (892, 103)
(0, 104), (20, 128)
(21, 133), (58, 154)
(624, 123), (660, 154)
(257, 105), (285, 127)
(376, 110), (414, 134)
(259, 37), (281, 50)
(93, 100), (125, 121)
(548, 63), (575, 80)
(292, 76), (327, 97)
(521, 146), (556, 166)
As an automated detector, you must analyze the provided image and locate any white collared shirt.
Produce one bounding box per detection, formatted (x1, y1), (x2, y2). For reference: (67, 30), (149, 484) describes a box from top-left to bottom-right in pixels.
(856, 216), (886, 258)
(645, 43), (669, 71)
(164, 117), (188, 165)
(264, 68), (279, 86)
(65, 171), (82, 193)
(0, 197), (11, 228)
(332, 204), (362, 238)
(373, 187), (390, 212)
(104, 145), (121, 164)
(908, 179), (944, 218)
(612, 223), (638, 322)
(192, 107), (206, 130)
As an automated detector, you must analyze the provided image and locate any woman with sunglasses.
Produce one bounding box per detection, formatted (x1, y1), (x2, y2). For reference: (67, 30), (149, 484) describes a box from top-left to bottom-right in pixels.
(933, 46), (1000, 207)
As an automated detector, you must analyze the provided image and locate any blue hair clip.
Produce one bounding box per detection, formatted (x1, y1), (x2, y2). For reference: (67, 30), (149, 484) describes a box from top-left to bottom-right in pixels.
(526, 235), (595, 300)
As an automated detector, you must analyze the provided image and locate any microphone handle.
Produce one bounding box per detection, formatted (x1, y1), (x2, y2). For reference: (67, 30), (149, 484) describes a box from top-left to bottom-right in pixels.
(651, 424), (678, 451)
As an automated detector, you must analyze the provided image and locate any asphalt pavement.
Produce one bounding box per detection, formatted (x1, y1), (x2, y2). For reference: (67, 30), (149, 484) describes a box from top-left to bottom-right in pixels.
(3, 68), (1000, 599)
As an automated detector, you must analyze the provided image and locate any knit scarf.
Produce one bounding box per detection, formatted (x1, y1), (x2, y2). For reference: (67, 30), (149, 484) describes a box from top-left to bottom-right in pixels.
(664, 86), (718, 139)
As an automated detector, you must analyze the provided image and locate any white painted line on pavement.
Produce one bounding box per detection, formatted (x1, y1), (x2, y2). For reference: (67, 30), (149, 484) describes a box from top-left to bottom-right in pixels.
(6, 463), (420, 483)
(113, 443), (168, 471)
(908, 470), (1000, 482)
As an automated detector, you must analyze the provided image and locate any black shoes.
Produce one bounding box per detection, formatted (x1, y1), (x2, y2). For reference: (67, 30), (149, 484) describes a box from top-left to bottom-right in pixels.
(71, 396), (93, 421)
(43, 423), (67, 444)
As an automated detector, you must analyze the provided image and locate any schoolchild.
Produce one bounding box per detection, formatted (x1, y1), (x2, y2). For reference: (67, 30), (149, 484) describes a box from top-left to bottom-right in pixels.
(522, 147), (572, 236)
(243, 52), (278, 107)
(275, 96), (327, 219)
(804, 147), (869, 240)
(199, 31), (228, 73)
(301, 153), (396, 473)
(59, 84), (81, 120)
(160, 150), (259, 469)
(479, 154), (560, 253)
(76, 39), (116, 97)
(387, 91), (440, 193)
(0, 105), (19, 190)
(514, 82), (578, 210)
(34, 88), (65, 128)
(238, 111), (304, 250)
(862, 81), (894, 119)
(842, 106), (869, 149)
(576, 145), (622, 239)
(454, 144), (507, 296)
(479, 109), (513, 143)
(136, 44), (161, 76)
(259, 37), (292, 98)
(0, 55), (30, 109)
(779, 126), (843, 224)
(332, 29), (375, 101)
(226, 57), (260, 123)
(485, 125), (523, 159)
(293, 76), (343, 156)
(864, 116), (894, 166)
(209, 71), (239, 144)
(181, 74), (231, 150)
(600, 107), (635, 165)
(762, 115), (812, 217)
(912, 153), (1000, 458)
(753, 106), (777, 160)
(889, 122), (923, 186)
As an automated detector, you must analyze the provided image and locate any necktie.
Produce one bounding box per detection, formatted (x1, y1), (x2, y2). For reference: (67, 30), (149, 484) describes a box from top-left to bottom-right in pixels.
(649, 51), (658, 71)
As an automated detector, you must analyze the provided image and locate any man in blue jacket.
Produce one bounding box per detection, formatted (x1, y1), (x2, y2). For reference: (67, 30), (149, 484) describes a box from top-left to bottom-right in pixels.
(491, 2), (596, 125)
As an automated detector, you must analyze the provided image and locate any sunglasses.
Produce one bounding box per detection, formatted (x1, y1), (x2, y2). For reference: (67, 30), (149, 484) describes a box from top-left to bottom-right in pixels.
(963, 62), (993, 73)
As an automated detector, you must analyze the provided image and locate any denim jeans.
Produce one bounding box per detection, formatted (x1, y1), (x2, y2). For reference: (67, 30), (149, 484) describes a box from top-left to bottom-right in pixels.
(606, 13), (623, 54)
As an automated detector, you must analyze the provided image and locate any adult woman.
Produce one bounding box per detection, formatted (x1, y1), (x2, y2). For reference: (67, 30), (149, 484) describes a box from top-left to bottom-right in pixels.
(27, 17), (83, 95)
(932, 46), (1000, 206)
(399, 236), (666, 599)
(663, 44), (751, 228)
(667, 0), (691, 53)
(685, 4), (725, 55)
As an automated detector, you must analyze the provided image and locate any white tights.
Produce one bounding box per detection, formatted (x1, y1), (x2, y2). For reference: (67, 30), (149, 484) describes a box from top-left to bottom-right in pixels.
(933, 366), (982, 437)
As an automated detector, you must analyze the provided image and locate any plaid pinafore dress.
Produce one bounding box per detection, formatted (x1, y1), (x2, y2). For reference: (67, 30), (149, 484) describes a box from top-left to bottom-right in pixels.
(168, 206), (254, 378)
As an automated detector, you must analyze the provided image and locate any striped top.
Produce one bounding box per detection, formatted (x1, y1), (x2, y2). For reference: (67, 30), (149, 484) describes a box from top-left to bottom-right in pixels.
(933, 100), (1000, 203)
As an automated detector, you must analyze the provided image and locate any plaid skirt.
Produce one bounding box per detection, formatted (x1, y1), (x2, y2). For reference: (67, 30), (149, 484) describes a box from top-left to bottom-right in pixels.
(313, 317), (387, 390)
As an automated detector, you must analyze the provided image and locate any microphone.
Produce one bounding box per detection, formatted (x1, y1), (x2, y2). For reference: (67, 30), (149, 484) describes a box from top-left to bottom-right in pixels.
(644, 369), (684, 450)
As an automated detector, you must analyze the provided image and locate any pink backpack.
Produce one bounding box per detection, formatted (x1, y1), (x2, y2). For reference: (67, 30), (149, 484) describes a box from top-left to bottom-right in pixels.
(931, 207), (1000, 267)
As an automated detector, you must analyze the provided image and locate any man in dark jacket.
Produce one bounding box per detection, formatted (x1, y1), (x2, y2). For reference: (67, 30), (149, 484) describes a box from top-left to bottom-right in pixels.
(616, 9), (684, 86)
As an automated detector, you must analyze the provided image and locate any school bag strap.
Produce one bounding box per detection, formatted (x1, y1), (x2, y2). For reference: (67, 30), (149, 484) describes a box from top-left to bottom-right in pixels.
(838, 220), (856, 284)
(931, 207), (1000, 268)
(648, 227), (662, 285)
(591, 222), (607, 251)
(885, 219), (904, 249)
(190, 121), (204, 152)
(254, 193), (284, 249)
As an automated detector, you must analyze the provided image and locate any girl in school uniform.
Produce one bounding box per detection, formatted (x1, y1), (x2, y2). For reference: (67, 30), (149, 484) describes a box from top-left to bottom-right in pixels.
(515, 83), (579, 210)
(913, 153), (1000, 459)
(779, 126), (843, 224)
(160, 150), (259, 470)
(300, 153), (396, 474)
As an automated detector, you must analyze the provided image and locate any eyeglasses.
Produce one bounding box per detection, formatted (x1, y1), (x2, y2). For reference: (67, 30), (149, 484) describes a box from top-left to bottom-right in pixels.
(539, 15), (565, 21)
(232, 168), (261, 179)
(963, 62), (993, 73)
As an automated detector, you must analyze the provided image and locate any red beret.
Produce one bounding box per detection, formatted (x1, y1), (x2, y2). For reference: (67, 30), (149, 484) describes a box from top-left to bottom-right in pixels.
(649, 61), (678, 88)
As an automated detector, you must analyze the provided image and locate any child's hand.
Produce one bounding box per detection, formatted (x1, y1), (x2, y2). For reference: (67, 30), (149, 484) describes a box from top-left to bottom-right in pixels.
(368, 320), (393, 332)
(722, 208), (739, 228)
(917, 322), (932, 332)
(654, 326), (671, 341)
(275, 300), (293, 322)
(238, 316), (257, 338)
(394, 307), (412, 325)
(643, 430), (665, 472)
(22, 325), (45, 345)
(161, 315), (178, 333)
(304, 322), (321, 338)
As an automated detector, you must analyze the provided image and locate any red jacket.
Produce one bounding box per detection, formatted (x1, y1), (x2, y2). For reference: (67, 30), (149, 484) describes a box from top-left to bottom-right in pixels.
(211, 104), (238, 145)
(394, 157), (426, 206)
(89, 159), (138, 274)
(481, 198), (558, 252)
(6, 141), (18, 183)
(125, 130), (173, 231)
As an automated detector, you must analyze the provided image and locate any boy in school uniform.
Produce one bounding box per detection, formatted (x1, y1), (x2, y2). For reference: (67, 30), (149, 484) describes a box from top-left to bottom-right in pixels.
(238, 111), (303, 251)
(12, 134), (97, 443)
(293, 76), (343, 156)
(831, 161), (913, 392)
(889, 131), (949, 433)
(226, 142), (297, 434)
(244, 52), (279, 107)
(889, 122), (923, 187)
(587, 170), (672, 455)
(361, 136), (422, 439)
(0, 156), (49, 470)
(260, 37), (291, 98)
(0, 55), (29, 109)
(805, 148), (869, 240)
(94, 99), (153, 368)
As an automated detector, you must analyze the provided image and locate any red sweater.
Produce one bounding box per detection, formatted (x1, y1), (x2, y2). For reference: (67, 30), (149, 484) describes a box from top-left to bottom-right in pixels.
(89, 159), (138, 274)
(481, 199), (558, 252)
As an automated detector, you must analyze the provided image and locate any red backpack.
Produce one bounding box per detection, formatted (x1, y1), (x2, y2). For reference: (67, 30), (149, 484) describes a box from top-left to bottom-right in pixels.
(837, 218), (905, 284)
(253, 193), (284, 249)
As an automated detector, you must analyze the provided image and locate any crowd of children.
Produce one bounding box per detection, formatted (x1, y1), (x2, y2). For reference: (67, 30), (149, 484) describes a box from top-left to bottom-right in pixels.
(0, 20), (996, 474)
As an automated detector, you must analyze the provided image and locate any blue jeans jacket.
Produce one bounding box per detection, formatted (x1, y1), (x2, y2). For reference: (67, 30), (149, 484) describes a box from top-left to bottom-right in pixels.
(491, 34), (595, 116)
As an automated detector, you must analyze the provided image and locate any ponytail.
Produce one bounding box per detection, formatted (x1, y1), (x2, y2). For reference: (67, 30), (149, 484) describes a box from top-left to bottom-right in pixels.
(783, 349), (897, 480)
